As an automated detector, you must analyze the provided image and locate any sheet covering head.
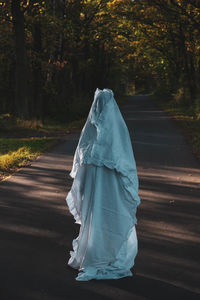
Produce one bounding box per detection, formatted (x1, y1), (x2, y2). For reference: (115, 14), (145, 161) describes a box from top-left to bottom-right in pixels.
(66, 88), (141, 281)
(70, 88), (140, 208)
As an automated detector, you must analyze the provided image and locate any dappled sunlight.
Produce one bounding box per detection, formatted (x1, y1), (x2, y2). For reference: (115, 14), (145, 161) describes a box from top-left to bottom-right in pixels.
(0, 133), (78, 268)
(160, 165), (200, 183)
(1, 96), (200, 298)
(138, 167), (200, 188)
(140, 191), (200, 215)
(1, 0), (200, 295)
(126, 93), (200, 294)
(139, 218), (200, 244)
(136, 162), (200, 293)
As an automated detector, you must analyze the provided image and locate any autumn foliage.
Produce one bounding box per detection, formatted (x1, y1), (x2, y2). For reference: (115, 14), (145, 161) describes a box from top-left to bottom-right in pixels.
(0, 0), (199, 122)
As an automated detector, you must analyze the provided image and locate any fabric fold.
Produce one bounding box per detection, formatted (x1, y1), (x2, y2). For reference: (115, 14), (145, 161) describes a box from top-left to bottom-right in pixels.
(66, 88), (140, 281)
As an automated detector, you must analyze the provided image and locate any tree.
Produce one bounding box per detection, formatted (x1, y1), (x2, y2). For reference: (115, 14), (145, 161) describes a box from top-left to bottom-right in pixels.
(11, 0), (29, 118)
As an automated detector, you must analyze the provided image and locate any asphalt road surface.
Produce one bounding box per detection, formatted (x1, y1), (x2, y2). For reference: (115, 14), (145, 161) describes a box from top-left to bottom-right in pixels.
(0, 95), (200, 300)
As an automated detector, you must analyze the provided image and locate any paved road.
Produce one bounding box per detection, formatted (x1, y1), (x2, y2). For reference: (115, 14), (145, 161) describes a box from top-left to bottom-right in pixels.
(0, 95), (200, 300)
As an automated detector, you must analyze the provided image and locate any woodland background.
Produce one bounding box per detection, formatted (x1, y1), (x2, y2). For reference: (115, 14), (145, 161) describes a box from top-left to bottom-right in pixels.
(0, 0), (200, 124)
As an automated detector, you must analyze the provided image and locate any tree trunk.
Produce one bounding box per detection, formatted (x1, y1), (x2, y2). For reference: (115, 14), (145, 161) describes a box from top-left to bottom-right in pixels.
(32, 20), (43, 121)
(11, 0), (29, 119)
(179, 24), (194, 103)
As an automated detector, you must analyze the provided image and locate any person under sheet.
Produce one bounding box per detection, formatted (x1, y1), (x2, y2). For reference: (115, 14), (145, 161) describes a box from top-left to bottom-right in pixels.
(65, 88), (141, 281)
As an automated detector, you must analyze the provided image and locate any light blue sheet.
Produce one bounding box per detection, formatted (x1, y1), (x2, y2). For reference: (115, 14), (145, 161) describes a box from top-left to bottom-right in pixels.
(66, 88), (140, 281)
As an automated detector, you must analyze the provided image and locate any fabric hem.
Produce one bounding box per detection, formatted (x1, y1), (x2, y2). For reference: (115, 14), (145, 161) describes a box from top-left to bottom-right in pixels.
(66, 191), (81, 225)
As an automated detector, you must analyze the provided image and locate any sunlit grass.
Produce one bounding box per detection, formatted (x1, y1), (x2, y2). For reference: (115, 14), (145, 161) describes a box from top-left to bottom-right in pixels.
(0, 116), (86, 181)
(0, 137), (58, 175)
(0, 94), (129, 180)
(0, 147), (35, 171)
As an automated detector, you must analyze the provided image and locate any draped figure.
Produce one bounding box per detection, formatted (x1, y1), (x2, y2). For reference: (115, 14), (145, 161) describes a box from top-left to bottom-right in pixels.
(66, 88), (140, 281)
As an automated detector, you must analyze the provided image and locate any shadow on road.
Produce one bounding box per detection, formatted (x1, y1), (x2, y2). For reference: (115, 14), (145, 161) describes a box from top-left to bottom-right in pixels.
(0, 96), (200, 299)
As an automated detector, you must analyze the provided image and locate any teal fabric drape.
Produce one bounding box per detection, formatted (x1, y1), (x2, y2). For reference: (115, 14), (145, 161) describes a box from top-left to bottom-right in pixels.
(66, 88), (140, 281)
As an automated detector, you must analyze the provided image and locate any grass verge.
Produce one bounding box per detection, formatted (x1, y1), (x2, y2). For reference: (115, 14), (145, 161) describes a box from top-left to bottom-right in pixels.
(0, 137), (59, 181)
(0, 117), (88, 181)
(0, 94), (128, 181)
(151, 95), (200, 160)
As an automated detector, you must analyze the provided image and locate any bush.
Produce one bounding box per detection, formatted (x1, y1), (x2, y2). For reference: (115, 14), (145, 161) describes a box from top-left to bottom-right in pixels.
(173, 87), (190, 106)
